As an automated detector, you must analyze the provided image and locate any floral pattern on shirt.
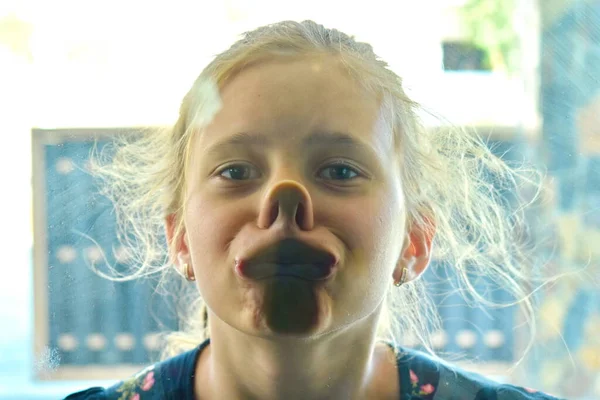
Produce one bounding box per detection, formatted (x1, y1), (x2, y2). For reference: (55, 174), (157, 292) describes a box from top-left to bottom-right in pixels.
(410, 368), (436, 398)
(115, 365), (156, 400)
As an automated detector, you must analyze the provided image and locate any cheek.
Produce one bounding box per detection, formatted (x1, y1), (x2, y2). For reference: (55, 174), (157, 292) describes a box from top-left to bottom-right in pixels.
(344, 192), (403, 271)
(336, 189), (404, 305)
(183, 195), (245, 282)
(327, 192), (403, 324)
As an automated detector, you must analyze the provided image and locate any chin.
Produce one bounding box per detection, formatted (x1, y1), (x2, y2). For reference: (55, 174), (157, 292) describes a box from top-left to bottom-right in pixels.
(245, 276), (334, 337)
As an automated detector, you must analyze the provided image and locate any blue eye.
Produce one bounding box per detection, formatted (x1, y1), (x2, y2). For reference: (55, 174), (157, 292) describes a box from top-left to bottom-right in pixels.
(218, 164), (260, 180)
(318, 163), (360, 180)
(217, 162), (361, 181)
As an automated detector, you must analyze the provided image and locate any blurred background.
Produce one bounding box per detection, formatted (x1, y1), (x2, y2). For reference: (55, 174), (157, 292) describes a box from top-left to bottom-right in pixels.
(1, 0), (599, 398)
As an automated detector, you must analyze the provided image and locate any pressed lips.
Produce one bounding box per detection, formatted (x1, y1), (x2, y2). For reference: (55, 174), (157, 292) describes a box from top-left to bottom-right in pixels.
(235, 238), (338, 281)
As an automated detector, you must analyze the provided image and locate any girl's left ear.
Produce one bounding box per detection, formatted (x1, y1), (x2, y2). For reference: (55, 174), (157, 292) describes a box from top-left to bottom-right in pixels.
(165, 213), (191, 267)
(393, 218), (435, 283)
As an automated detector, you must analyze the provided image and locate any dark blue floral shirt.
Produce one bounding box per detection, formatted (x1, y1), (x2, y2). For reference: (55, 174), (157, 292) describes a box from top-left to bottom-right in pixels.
(64, 339), (564, 399)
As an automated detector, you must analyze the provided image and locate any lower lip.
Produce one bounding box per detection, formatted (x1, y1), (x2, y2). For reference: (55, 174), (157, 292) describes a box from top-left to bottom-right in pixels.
(234, 260), (337, 282)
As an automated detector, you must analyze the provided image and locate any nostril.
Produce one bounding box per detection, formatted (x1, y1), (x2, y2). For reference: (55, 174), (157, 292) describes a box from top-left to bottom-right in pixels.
(295, 202), (305, 227)
(269, 205), (278, 226)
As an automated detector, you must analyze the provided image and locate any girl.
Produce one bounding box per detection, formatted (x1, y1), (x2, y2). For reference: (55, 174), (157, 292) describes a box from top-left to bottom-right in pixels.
(66, 20), (562, 400)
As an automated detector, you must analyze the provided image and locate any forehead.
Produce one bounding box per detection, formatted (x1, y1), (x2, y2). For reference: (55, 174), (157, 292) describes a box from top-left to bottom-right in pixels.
(197, 56), (393, 155)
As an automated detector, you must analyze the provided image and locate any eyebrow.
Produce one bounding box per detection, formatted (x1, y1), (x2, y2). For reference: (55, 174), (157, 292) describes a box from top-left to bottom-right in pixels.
(206, 131), (373, 155)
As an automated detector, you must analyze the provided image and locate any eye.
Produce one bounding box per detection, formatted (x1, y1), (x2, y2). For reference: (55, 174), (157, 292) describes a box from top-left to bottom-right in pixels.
(217, 163), (261, 181)
(318, 162), (361, 181)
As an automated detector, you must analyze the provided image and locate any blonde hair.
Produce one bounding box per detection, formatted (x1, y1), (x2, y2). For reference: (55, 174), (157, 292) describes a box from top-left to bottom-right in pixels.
(91, 20), (552, 366)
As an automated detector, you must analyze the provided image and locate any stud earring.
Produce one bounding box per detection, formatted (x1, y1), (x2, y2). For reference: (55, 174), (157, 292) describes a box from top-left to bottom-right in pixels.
(394, 267), (408, 287)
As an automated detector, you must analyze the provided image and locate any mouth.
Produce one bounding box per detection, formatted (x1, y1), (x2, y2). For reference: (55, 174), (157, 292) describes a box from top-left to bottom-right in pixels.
(235, 238), (338, 282)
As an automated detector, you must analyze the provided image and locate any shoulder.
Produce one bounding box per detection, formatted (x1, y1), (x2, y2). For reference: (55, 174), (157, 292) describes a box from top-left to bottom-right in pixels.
(63, 364), (163, 400)
(393, 346), (565, 400)
(63, 342), (206, 400)
(63, 387), (107, 400)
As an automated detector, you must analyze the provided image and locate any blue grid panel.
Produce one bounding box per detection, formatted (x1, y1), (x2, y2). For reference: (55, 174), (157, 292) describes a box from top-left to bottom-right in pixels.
(44, 139), (178, 366)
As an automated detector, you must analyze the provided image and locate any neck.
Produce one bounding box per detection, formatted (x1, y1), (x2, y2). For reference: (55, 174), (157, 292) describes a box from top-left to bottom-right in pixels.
(194, 311), (397, 400)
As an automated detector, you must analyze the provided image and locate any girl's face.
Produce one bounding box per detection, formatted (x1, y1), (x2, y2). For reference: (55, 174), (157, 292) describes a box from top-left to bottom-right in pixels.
(176, 56), (407, 337)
